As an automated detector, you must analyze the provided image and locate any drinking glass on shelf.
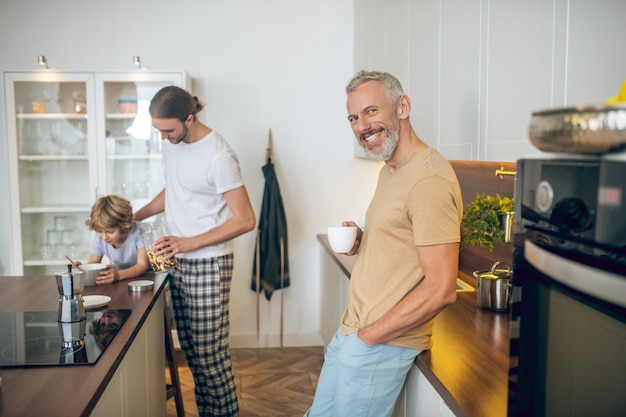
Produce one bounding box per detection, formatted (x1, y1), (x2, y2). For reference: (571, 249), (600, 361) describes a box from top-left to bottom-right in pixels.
(33, 121), (45, 154)
(47, 229), (61, 246)
(50, 122), (68, 155)
(73, 121), (87, 155)
(54, 216), (68, 231)
(61, 230), (75, 245)
(133, 180), (148, 199)
(116, 182), (130, 199)
(54, 215), (76, 231)
(40, 244), (53, 260)
(18, 137), (28, 156)
(66, 244), (80, 260)
(54, 243), (67, 259)
(21, 121), (43, 155)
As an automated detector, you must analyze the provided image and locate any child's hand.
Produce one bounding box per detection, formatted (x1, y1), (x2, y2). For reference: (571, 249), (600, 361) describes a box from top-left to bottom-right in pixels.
(96, 264), (119, 285)
(108, 264), (120, 282)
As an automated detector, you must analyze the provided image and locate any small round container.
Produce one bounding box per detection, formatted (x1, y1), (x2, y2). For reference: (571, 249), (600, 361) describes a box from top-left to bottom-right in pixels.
(117, 98), (138, 114)
(73, 96), (87, 114)
(30, 101), (46, 114)
(128, 280), (154, 292)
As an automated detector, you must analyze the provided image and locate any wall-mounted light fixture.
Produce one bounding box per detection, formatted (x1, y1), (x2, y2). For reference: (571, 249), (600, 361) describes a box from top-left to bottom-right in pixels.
(133, 55), (143, 69)
(37, 55), (49, 69)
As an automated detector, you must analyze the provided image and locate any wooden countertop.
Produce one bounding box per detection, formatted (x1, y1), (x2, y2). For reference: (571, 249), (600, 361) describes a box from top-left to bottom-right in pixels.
(0, 272), (169, 417)
(318, 235), (509, 417)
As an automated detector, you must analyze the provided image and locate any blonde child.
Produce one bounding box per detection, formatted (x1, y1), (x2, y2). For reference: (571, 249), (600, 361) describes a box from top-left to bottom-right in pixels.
(76, 195), (149, 285)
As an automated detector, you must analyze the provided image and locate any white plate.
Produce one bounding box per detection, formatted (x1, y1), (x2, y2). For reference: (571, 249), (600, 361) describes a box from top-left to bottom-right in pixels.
(83, 295), (111, 309)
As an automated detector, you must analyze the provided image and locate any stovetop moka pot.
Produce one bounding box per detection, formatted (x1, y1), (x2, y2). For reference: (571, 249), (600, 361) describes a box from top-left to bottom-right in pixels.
(55, 264), (86, 322)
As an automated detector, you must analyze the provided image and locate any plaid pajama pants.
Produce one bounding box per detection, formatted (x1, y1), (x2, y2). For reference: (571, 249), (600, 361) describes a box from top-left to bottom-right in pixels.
(169, 254), (238, 417)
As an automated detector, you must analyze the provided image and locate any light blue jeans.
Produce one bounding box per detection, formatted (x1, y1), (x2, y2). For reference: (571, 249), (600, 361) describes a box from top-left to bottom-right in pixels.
(304, 328), (421, 417)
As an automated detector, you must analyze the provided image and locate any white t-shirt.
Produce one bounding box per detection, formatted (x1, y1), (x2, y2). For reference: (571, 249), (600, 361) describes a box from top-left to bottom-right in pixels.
(162, 130), (244, 258)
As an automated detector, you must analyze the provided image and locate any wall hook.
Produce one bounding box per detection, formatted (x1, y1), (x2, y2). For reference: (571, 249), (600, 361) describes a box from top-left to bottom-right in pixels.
(266, 128), (274, 162)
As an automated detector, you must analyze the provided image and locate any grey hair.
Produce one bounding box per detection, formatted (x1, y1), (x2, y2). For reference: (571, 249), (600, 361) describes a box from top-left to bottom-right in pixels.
(345, 70), (405, 104)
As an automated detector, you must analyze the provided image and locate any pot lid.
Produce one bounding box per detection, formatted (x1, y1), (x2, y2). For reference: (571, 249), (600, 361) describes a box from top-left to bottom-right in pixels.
(473, 261), (512, 280)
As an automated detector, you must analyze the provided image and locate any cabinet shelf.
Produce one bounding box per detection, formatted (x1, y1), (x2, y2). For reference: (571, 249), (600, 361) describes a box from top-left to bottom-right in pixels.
(106, 113), (138, 119)
(21, 206), (91, 214)
(17, 113), (88, 120)
(19, 155), (88, 161)
(24, 259), (82, 266)
(107, 154), (162, 160)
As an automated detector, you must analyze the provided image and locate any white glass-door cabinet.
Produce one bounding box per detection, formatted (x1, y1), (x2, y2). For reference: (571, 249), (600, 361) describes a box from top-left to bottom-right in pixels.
(4, 70), (189, 275)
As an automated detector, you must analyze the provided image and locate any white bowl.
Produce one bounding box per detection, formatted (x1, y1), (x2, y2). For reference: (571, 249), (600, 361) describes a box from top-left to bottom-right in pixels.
(327, 226), (358, 253)
(75, 263), (107, 286)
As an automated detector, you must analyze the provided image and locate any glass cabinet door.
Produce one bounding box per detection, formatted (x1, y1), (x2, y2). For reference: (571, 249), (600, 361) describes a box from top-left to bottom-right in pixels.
(5, 70), (188, 276)
(5, 72), (98, 275)
(95, 73), (187, 212)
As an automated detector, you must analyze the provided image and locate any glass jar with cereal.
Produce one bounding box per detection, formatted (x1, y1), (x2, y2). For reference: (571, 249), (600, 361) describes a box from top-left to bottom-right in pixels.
(140, 221), (176, 272)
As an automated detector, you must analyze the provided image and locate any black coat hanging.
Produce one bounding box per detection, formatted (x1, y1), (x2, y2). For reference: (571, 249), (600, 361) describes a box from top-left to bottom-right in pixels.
(251, 130), (290, 301)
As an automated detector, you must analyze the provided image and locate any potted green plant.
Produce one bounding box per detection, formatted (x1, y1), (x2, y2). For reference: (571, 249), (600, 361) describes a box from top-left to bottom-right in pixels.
(461, 193), (514, 252)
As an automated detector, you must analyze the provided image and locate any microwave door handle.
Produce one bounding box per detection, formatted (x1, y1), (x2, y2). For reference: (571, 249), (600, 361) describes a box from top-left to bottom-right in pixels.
(524, 240), (626, 309)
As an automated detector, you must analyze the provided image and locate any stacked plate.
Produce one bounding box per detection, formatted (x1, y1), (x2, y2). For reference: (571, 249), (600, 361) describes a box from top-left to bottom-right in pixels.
(83, 295), (111, 309)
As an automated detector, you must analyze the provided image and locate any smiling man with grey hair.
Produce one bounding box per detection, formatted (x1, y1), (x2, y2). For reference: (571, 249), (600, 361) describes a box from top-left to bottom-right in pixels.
(305, 70), (463, 417)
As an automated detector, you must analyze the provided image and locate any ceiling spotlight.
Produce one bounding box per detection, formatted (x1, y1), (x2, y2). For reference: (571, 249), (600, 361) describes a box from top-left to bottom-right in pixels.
(37, 55), (49, 69)
(133, 55), (143, 69)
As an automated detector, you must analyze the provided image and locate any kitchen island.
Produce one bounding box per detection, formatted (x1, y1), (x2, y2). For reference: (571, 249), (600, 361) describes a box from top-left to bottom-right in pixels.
(0, 272), (169, 417)
(319, 234), (509, 417)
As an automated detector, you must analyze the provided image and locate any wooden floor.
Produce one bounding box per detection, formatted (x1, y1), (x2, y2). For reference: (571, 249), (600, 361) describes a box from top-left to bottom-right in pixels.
(166, 346), (325, 417)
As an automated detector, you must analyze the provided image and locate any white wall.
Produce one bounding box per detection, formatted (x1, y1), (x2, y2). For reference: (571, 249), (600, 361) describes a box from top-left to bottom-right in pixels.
(0, 0), (381, 346)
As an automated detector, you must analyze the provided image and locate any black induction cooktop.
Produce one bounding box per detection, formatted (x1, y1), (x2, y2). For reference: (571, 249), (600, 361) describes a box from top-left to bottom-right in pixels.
(0, 309), (131, 367)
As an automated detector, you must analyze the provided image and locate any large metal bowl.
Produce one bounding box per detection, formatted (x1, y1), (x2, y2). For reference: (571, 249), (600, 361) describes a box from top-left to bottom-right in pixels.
(528, 105), (626, 154)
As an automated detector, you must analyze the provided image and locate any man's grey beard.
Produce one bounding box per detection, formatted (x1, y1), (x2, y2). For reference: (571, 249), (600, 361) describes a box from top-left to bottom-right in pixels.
(359, 127), (400, 162)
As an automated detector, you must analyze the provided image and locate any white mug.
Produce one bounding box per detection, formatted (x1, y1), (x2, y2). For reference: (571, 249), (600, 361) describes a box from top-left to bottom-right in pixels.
(327, 226), (358, 253)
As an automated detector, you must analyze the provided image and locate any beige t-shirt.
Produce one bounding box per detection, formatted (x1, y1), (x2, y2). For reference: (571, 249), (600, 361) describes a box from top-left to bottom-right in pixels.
(340, 147), (463, 350)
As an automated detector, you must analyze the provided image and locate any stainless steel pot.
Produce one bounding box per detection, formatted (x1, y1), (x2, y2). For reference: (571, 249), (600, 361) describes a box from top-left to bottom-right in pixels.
(473, 261), (512, 312)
